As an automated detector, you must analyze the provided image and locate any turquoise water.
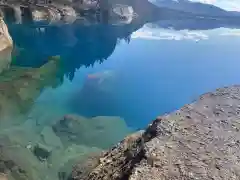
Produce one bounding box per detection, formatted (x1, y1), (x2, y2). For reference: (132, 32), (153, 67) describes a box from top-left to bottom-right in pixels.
(7, 22), (240, 128)
(1, 17), (240, 179)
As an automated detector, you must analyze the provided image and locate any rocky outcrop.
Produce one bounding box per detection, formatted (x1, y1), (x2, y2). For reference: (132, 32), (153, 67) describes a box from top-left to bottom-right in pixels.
(70, 86), (240, 180)
(0, 17), (12, 52)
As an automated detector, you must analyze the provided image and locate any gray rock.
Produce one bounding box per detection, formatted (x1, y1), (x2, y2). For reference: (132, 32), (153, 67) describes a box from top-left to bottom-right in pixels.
(69, 86), (240, 180)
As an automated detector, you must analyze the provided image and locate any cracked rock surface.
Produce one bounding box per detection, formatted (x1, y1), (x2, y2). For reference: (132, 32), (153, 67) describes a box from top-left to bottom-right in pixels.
(70, 86), (240, 180)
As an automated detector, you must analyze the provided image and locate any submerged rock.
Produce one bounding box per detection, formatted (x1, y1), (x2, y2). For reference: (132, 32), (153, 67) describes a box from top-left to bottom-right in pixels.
(56, 144), (102, 180)
(69, 86), (240, 180)
(0, 134), (47, 180)
(0, 123), (102, 180)
(52, 114), (132, 149)
(0, 173), (7, 180)
(0, 56), (64, 128)
(0, 47), (12, 74)
(33, 143), (52, 161)
(39, 126), (63, 150)
(70, 70), (121, 117)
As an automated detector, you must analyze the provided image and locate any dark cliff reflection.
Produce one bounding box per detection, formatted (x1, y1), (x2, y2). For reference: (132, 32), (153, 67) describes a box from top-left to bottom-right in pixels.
(8, 19), (144, 81)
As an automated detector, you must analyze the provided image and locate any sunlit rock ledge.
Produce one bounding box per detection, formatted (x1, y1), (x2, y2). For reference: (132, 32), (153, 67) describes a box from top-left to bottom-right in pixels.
(69, 86), (240, 180)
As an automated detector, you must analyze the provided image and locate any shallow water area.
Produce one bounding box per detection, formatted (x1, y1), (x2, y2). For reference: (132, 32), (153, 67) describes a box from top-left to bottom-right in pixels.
(1, 7), (240, 179)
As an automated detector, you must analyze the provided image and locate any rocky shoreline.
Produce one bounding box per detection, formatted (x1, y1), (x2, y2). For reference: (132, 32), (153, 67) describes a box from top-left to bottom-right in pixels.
(69, 86), (240, 180)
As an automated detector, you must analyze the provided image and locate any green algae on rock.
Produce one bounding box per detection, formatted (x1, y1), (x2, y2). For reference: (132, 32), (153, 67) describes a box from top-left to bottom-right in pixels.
(69, 86), (240, 180)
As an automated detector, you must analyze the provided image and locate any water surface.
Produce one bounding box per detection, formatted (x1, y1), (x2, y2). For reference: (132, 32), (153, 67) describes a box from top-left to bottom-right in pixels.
(1, 16), (240, 180)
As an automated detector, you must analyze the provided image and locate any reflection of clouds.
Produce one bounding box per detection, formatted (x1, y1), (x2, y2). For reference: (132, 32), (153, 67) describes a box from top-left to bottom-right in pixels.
(131, 25), (208, 41)
(220, 29), (240, 36)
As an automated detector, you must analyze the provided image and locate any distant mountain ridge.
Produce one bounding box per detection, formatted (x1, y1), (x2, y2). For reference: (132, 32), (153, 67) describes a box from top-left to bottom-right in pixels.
(151, 0), (240, 18)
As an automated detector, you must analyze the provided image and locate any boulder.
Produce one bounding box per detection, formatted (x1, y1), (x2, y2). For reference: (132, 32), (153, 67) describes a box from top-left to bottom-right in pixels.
(52, 114), (132, 149)
(0, 18), (13, 52)
(33, 143), (52, 161)
(69, 86), (240, 180)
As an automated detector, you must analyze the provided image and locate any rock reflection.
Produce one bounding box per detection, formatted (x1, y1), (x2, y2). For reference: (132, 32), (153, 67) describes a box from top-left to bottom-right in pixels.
(8, 19), (144, 81)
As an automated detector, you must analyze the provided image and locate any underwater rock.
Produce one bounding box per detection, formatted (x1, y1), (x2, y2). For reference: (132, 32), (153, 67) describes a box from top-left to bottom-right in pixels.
(85, 70), (115, 92)
(56, 144), (102, 180)
(0, 56), (64, 128)
(0, 121), (102, 180)
(70, 70), (121, 117)
(52, 114), (132, 149)
(33, 143), (52, 161)
(70, 152), (104, 180)
(39, 126), (63, 150)
(0, 173), (7, 180)
(69, 86), (240, 180)
(0, 134), (48, 180)
(0, 47), (12, 74)
(0, 18), (13, 52)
